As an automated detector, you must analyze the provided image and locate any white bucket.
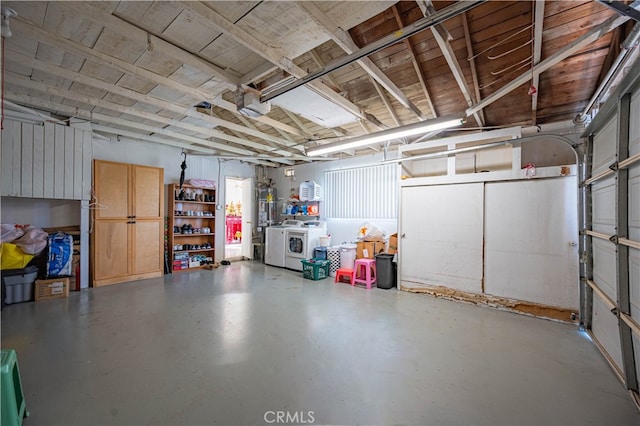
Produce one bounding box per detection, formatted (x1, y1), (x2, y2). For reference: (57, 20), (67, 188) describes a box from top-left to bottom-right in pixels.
(319, 235), (331, 247)
(340, 243), (357, 269)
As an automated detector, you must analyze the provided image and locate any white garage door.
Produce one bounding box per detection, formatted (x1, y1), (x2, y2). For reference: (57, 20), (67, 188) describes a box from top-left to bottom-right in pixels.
(585, 72), (640, 400)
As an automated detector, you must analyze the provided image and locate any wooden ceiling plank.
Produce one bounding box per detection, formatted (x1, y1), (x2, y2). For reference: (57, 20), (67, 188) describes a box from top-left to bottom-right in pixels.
(531, 0), (546, 125)
(371, 77), (402, 127)
(388, 6), (437, 119)
(59, 2), (239, 89)
(417, 1), (484, 127)
(91, 125), (217, 155)
(6, 49), (300, 152)
(308, 49), (342, 92)
(297, 1), (426, 121)
(13, 15), (307, 139)
(461, 12), (486, 126)
(176, 1), (377, 129)
(466, 12), (630, 117)
(6, 71), (297, 157)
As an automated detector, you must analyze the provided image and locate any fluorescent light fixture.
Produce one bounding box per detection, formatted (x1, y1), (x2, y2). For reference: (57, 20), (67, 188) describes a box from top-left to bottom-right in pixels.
(305, 116), (464, 156)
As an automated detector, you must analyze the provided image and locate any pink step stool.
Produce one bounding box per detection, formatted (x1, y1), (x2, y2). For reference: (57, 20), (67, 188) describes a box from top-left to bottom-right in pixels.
(353, 258), (377, 289)
(334, 268), (354, 285)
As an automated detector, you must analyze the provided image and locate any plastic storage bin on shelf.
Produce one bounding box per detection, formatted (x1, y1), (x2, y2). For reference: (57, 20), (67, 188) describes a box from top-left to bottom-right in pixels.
(299, 181), (321, 201)
(301, 259), (330, 280)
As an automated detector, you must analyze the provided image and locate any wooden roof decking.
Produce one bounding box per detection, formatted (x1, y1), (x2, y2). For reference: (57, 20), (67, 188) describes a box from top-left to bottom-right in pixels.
(1, 1), (635, 165)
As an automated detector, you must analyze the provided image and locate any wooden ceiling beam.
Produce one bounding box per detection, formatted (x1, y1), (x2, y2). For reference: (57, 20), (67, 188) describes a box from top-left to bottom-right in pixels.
(11, 18), (303, 139)
(466, 12), (630, 117)
(6, 49), (303, 153)
(177, 1), (380, 129)
(59, 2), (239, 89)
(296, 1), (426, 121)
(461, 12), (485, 126)
(417, 1), (485, 127)
(389, 6), (437, 119)
(308, 49), (342, 92)
(5, 73), (295, 156)
(531, 0), (546, 125)
(371, 78), (402, 127)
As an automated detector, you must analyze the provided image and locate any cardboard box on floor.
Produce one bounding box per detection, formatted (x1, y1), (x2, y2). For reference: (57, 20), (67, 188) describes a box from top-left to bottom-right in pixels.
(356, 241), (385, 259)
(387, 233), (398, 254)
(35, 277), (69, 301)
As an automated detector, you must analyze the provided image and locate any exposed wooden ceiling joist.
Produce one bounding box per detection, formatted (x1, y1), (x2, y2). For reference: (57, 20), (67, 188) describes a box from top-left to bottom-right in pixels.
(531, 0), (546, 124)
(177, 0), (379, 129)
(296, 0), (427, 121)
(2, 1), (631, 164)
(466, 11), (630, 117)
(419, 0), (485, 127)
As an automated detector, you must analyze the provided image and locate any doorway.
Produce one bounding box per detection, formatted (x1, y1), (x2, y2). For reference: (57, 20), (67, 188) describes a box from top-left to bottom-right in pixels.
(224, 177), (254, 260)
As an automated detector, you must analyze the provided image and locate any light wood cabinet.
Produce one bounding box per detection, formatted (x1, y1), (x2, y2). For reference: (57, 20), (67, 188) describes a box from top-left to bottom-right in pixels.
(91, 160), (164, 287)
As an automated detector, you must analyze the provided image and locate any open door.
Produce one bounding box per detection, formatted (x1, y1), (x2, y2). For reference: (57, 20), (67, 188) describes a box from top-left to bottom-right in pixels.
(241, 177), (254, 259)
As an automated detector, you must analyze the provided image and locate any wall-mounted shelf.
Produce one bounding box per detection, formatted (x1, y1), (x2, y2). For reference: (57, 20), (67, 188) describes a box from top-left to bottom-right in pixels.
(281, 200), (320, 220)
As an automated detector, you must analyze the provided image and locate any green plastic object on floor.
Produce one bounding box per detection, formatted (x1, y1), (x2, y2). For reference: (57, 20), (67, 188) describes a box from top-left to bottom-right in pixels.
(1, 349), (29, 426)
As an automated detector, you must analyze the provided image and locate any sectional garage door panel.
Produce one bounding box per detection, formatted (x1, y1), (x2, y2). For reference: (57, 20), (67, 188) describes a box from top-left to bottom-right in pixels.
(631, 247), (640, 321)
(591, 176), (617, 236)
(592, 117), (617, 176)
(400, 183), (484, 294)
(589, 108), (622, 380)
(592, 295), (624, 374)
(631, 163), (640, 322)
(630, 163), (640, 242)
(630, 90), (640, 157)
(592, 239), (618, 302)
(484, 178), (579, 309)
(586, 72), (640, 394)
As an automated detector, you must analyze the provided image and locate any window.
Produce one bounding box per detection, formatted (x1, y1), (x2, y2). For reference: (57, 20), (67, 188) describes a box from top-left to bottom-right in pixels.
(324, 164), (398, 219)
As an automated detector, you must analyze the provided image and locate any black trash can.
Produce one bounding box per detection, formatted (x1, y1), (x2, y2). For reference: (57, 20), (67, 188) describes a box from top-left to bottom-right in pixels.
(375, 254), (396, 289)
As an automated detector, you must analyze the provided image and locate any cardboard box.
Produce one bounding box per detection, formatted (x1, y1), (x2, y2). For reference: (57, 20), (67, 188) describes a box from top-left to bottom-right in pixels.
(356, 241), (385, 259)
(35, 277), (69, 301)
(387, 233), (398, 254)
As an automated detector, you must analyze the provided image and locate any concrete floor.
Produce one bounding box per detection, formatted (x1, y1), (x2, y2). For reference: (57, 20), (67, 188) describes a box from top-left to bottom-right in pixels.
(2, 261), (639, 426)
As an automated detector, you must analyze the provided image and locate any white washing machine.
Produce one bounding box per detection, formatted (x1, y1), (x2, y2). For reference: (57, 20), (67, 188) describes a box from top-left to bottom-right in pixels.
(284, 221), (327, 271)
(265, 220), (304, 267)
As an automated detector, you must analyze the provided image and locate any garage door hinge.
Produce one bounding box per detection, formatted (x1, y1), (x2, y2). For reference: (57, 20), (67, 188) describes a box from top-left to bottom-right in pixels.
(609, 235), (619, 244)
(608, 161), (619, 172)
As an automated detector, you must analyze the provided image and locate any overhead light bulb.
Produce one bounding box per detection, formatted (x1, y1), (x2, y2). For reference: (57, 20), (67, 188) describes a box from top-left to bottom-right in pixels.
(1, 7), (17, 38)
(305, 116), (464, 156)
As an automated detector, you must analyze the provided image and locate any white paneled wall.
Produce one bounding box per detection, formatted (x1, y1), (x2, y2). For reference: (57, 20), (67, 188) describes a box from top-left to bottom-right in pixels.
(324, 164), (398, 219)
(1, 120), (92, 200)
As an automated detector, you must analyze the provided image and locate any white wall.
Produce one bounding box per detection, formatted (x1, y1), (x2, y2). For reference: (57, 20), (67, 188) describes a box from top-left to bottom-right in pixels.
(266, 151), (399, 245)
(0, 121), (257, 288)
(0, 197), (80, 227)
(91, 136), (256, 259)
